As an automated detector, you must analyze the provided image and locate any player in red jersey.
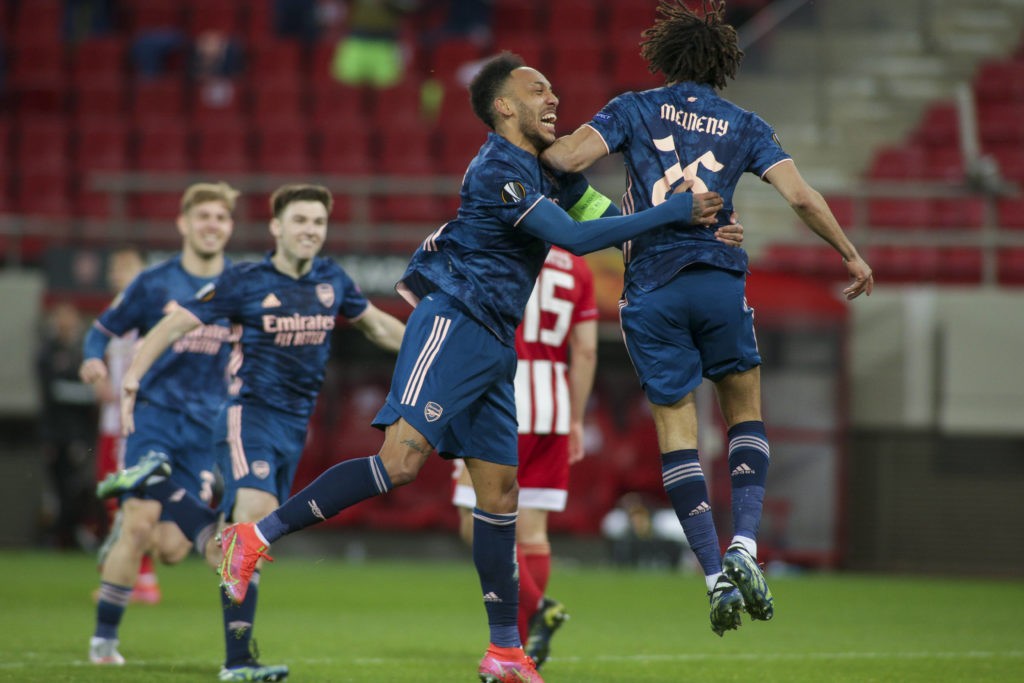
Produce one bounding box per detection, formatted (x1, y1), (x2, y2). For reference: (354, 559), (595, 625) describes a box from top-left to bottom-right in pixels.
(453, 245), (598, 669)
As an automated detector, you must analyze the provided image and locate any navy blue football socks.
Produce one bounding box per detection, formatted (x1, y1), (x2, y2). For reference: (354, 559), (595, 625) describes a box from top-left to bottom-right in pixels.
(472, 508), (520, 648)
(727, 421), (770, 541)
(221, 570), (259, 667)
(661, 449), (722, 575)
(257, 455), (392, 544)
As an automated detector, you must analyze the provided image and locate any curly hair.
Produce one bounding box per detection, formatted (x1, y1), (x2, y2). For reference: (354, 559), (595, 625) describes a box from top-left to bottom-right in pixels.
(640, 0), (743, 90)
(469, 51), (526, 129)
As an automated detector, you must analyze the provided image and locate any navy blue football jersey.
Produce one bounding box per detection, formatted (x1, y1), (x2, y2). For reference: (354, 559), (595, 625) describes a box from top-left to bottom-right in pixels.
(587, 82), (791, 291)
(183, 253), (368, 418)
(397, 132), (591, 345)
(84, 254), (233, 422)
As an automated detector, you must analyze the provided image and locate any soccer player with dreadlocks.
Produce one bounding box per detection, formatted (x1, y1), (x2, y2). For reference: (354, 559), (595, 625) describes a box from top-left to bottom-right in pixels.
(542, 0), (873, 636)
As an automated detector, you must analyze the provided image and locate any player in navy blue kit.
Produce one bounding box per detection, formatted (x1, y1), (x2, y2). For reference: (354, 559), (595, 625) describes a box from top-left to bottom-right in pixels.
(81, 182), (238, 667)
(212, 53), (740, 683)
(541, 0), (874, 637)
(102, 184), (405, 681)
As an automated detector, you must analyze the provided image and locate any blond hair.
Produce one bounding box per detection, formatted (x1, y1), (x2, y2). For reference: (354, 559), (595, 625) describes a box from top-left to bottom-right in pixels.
(180, 181), (240, 214)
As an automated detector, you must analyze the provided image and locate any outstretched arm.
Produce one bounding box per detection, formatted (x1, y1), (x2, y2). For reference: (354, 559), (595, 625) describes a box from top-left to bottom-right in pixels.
(542, 125), (609, 174)
(352, 303), (405, 353)
(519, 190), (722, 256)
(764, 161), (874, 299)
(120, 306), (201, 434)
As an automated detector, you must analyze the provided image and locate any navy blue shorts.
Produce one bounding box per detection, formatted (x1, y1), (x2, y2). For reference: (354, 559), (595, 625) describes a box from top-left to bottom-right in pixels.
(373, 292), (519, 466)
(125, 400), (217, 507)
(213, 400), (309, 517)
(620, 266), (761, 405)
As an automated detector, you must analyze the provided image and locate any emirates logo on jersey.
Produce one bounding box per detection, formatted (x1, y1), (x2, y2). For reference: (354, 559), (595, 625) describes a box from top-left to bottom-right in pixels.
(500, 181), (525, 203)
(315, 283), (334, 308)
(424, 401), (443, 422)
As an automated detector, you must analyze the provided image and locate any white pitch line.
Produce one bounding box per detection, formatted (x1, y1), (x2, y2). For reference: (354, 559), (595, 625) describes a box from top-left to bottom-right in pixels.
(3, 650), (1021, 671)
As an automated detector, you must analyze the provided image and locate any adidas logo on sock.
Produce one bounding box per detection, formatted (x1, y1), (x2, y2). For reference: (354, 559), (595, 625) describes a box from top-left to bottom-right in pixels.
(689, 501), (711, 516)
(308, 499), (325, 521)
(731, 463), (755, 476)
(482, 591), (503, 603)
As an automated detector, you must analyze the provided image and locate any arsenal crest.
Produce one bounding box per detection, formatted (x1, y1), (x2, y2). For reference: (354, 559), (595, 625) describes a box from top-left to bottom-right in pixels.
(315, 283), (335, 308)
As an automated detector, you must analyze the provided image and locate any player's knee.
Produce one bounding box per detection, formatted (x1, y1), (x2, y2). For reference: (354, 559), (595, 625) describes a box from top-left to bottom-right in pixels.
(154, 537), (191, 565)
(120, 517), (157, 550)
(379, 448), (428, 487)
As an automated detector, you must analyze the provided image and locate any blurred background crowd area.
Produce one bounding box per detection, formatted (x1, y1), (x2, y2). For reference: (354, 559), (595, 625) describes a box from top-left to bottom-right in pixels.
(1, 0), (1023, 576)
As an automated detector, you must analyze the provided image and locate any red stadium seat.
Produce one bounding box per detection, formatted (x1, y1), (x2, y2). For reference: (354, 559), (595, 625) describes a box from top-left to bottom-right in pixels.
(310, 83), (367, 129)
(866, 245), (940, 283)
(436, 124), (486, 175)
(0, 119), (10, 175)
(315, 126), (373, 175)
(865, 145), (927, 180)
(427, 39), (483, 83)
(866, 198), (931, 229)
(609, 34), (662, 92)
(247, 41), (305, 82)
(545, 0), (600, 33)
(8, 43), (67, 115)
(548, 39), (606, 88)
(552, 76), (610, 133)
(123, 0), (183, 33)
(72, 77), (128, 121)
(367, 82), (430, 129)
(131, 192), (183, 223)
(16, 117), (69, 172)
(607, 0), (659, 33)
(757, 243), (839, 279)
(492, 0), (544, 36)
(997, 248), (1024, 285)
(76, 121), (130, 173)
(372, 195), (447, 224)
(134, 124), (191, 171)
(249, 78), (307, 130)
(131, 78), (187, 126)
(989, 145), (1024, 183)
(376, 126), (434, 175)
(490, 33), (547, 74)
(939, 247), (983, 284)
(996, 197), (1024, 230)
(929, 197), (987, 230)
(14, 167), (74, 218)
(911, 102), (959, 147)
(922, 145), (964, 182)
(71, 37), (128, 82)
(978, 103), (1024, 147)
(194, 124), (251, 173)
(823, 195), (856, 227)
(973, 59), (1024, 104)
(252, 127), (312, 174)
(184, 0), (241, 35)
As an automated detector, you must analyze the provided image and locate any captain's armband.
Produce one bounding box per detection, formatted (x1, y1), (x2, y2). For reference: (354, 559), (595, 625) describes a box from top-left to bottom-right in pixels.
(566, 185), (613, 222)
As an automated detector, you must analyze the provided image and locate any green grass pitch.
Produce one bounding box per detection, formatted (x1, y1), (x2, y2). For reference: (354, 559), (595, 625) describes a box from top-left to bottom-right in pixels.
(1, 548), (1021, 682)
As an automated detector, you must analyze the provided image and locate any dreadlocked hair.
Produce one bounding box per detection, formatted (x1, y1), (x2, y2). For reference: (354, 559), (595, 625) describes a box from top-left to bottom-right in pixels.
(640, 0), (743, 90)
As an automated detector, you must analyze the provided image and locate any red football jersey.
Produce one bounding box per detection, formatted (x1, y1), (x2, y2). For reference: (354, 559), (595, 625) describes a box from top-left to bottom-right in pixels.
(514, 247), (598, 436)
